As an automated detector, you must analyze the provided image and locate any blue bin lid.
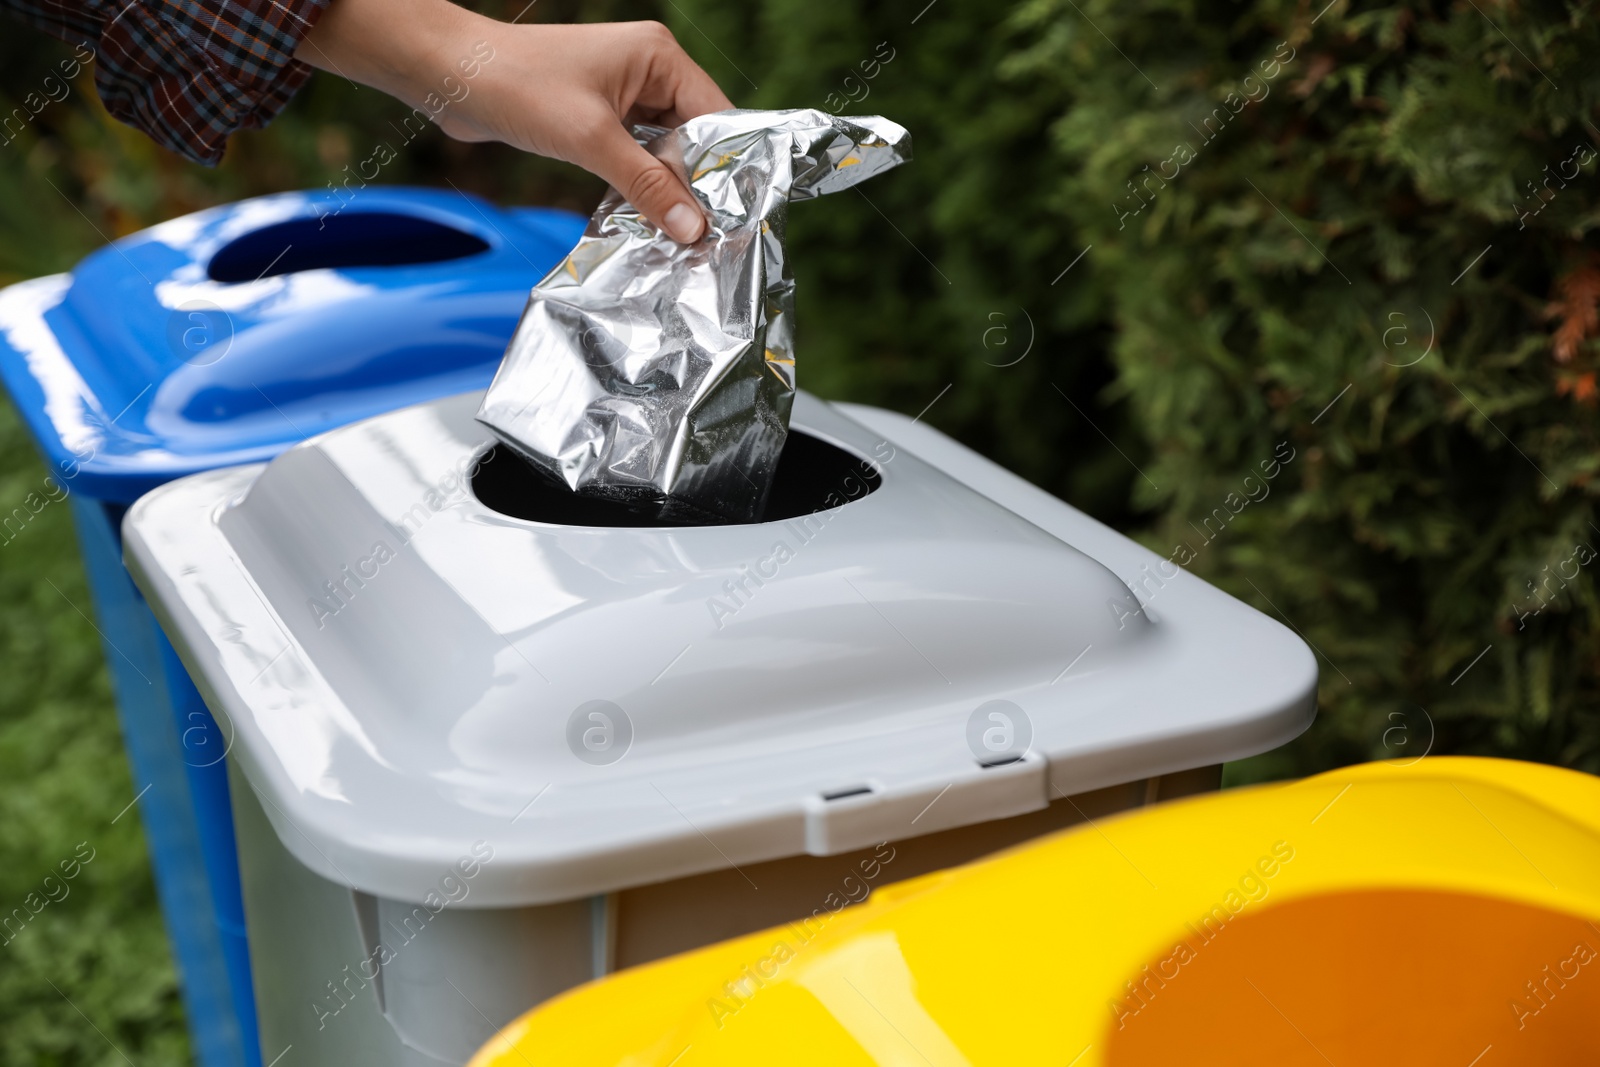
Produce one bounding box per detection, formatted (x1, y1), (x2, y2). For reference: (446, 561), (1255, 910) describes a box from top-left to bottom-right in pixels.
(0, 187), (584, 503)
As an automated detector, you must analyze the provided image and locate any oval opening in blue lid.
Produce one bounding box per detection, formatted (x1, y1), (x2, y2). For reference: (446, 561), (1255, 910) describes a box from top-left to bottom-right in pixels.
(0, 188), (586, 503)
(208, 212), (492, 283)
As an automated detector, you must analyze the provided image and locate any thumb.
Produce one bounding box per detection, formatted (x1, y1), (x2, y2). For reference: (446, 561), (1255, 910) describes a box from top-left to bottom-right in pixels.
(585, 122), (706, 244)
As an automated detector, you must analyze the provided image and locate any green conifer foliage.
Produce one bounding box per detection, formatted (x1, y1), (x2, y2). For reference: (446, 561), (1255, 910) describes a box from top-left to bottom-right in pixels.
(664, 0), (1600, 777)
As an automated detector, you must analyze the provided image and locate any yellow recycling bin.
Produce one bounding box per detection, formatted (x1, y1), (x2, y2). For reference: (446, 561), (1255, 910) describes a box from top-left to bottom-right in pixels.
(469, 757), (1600, 1066)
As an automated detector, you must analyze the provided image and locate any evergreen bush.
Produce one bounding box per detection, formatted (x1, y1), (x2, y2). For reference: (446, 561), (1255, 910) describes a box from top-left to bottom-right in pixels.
(665, 0), (1600, 779)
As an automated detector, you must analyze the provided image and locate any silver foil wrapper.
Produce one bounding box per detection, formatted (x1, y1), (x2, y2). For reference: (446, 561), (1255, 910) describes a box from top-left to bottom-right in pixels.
(476, 109), (911, 524)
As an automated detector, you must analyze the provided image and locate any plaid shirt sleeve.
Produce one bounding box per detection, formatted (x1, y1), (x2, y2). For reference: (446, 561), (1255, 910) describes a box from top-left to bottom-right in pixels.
(2, 0), (332, 165)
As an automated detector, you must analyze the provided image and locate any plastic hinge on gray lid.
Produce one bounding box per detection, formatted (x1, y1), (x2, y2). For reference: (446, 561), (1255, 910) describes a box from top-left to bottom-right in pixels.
(122, 391), (1317, 908)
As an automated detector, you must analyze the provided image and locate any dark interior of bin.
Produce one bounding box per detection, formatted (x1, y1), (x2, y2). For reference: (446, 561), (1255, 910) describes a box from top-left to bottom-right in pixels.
(208, 212), (491, 282)
(471, 431), (882, 527)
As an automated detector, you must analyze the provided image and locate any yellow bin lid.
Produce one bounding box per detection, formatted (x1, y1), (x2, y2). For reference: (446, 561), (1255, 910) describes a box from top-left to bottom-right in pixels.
(471, 757), (1600, 1066)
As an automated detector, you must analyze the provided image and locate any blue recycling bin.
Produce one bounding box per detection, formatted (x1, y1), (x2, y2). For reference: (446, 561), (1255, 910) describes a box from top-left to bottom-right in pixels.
(0, 188), (583, 1067)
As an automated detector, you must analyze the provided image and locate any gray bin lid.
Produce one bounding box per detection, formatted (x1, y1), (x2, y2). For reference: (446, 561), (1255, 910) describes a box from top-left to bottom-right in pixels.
(123, 391), (1316, 907)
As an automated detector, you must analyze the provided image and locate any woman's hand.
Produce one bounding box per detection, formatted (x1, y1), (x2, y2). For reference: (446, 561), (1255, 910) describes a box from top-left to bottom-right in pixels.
(297, 0), (732, 242)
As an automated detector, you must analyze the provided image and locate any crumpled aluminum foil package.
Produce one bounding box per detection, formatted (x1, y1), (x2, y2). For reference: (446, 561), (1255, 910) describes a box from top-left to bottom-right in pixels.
(475, 108), (911, 524)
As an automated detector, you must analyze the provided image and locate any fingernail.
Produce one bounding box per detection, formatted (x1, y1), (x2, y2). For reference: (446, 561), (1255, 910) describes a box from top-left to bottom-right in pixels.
(664, 203), (704, 244)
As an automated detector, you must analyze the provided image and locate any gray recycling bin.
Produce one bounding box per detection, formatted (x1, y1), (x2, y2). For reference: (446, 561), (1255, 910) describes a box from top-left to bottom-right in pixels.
(123, 389), (1316, 1066)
